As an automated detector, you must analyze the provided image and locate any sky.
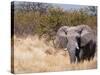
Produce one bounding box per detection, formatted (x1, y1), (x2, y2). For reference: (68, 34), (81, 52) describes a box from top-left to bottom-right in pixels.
(14, 1), (93, 11)
(53, 4), (88, 10)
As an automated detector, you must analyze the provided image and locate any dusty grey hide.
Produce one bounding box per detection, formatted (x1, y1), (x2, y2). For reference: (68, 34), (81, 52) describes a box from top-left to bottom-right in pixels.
(54, 25), (97, 63)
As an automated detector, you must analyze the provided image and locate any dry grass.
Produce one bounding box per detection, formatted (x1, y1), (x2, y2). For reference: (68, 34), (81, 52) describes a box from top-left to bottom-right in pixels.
(12, 35), (97, 74)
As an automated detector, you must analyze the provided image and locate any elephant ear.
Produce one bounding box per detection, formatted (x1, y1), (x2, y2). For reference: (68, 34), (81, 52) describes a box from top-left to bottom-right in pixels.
(77, 25), (93, 47)
(58, 26), (69, 48)
(54, 26), (69, 48)
(81, 31), (93, 46)
(54, 33), (68, 48)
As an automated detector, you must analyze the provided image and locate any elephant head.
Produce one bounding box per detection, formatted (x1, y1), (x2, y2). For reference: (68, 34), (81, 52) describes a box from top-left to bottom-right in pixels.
(54, 25), (96, 63)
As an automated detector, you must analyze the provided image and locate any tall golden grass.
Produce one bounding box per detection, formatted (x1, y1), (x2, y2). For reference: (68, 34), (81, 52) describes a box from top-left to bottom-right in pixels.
(13, 35), (97, 73)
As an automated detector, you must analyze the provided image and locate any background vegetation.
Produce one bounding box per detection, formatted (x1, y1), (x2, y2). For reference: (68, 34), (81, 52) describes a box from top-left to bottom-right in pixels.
(12, 2), (97, 40)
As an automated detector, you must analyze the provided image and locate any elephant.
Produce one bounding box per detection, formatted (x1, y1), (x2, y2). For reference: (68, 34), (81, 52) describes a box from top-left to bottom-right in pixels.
(54, 25), (97, 63)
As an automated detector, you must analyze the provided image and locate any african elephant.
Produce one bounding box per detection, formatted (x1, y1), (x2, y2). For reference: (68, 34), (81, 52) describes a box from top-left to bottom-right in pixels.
(54, 25), (97, 63)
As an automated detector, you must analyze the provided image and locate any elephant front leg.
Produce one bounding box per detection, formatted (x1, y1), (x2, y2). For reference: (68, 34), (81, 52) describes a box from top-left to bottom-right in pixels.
(79, 49), (84, 62)
(75, 49), (81, 63)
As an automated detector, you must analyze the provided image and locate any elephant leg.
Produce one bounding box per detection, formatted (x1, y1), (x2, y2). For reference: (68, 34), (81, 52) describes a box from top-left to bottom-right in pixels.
(75, 49), (80, 63)
(68, 50), (76, 63)
(79, 49), (84, 62)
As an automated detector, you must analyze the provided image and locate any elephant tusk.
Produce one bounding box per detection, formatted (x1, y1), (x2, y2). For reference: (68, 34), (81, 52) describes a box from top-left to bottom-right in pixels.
(75, 42), (79, 50)
(64, 48), (68, 51)
(76, 46), (79, 50)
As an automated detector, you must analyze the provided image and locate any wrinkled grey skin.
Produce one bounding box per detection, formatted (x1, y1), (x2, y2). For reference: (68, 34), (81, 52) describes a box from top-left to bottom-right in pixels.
(54, 25), (97, 63)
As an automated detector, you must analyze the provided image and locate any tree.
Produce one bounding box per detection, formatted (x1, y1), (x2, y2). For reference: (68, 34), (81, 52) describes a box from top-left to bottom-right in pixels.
(14, 1), (50, 14)
(88, 6), (97, 16)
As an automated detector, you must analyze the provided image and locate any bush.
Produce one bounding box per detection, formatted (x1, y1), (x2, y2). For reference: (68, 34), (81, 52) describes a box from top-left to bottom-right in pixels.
(13, 3), (97, 40)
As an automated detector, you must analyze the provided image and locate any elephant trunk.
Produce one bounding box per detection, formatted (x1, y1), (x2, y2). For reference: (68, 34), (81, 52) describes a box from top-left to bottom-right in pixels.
(66, 40), (80, 63)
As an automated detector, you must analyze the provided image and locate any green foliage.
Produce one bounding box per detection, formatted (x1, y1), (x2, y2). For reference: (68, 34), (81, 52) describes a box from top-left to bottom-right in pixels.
(13, 4), (97, 40)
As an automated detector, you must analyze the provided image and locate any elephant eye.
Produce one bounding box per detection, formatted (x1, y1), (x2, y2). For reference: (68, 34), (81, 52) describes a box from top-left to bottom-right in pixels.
(64, 31), (67, 35)
(62, 28), (67, 35)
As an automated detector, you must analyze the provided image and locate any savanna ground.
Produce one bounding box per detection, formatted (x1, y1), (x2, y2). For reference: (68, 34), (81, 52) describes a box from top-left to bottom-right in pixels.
(11, 2), (97, 73)
(12, 35), (97, 73)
